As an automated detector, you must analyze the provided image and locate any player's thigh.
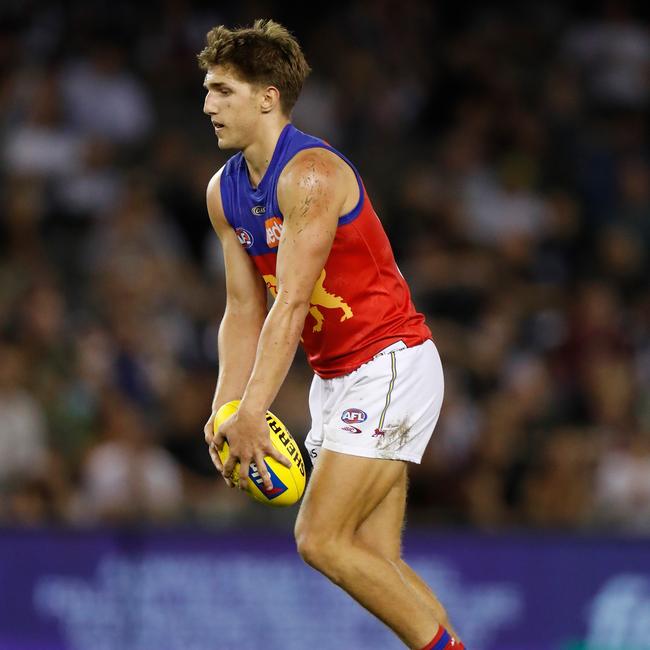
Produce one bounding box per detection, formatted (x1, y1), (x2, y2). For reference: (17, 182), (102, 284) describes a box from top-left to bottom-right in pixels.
(356, 464), (407, 561)
(295, 448), (406, 542)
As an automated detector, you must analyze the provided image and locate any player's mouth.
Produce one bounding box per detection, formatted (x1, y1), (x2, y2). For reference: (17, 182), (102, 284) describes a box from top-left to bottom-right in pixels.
(212, 121), (225, 133)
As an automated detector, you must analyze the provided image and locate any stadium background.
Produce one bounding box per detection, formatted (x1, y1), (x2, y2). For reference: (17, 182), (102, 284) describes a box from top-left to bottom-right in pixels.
(0, 1), (649, 648)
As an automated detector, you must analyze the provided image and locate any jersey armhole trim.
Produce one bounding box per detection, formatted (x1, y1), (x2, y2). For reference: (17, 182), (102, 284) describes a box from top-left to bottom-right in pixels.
(337, 171), (364, 225)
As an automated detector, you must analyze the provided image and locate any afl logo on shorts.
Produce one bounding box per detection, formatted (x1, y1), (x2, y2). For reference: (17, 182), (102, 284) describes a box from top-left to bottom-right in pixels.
(236, 227), (254, 249)
(251, 205), (266, 216)
(341, 408), (367, 424)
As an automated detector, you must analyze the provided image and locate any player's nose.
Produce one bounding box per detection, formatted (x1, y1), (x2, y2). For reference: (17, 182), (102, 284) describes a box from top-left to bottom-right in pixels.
(203, 95), (215, 115)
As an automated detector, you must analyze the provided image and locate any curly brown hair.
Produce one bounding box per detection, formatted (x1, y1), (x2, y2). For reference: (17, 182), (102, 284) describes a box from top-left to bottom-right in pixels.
(197, 19), (311, 116)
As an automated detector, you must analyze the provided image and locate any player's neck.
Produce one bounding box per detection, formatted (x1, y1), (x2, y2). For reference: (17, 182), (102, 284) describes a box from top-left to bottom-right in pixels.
(243, 118), (290, 188)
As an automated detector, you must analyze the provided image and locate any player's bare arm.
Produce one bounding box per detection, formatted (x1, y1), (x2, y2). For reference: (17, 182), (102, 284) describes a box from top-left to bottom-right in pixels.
(215, 148), (355, 490)
(203, 169), (268, 479)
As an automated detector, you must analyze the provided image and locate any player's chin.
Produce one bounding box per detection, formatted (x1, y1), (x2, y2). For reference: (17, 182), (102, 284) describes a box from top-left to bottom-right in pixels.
(216, 135), (237, 150)
(217, 134), (240, 149)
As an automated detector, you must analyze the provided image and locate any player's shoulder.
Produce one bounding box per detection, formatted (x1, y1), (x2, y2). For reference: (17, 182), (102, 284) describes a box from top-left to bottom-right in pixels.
(278, 146), (353, 198)
(206, 164), (225, 203)
(206, 164), (230, 233)
(206, 166), (223, 195)
(282, 146), (348, 178)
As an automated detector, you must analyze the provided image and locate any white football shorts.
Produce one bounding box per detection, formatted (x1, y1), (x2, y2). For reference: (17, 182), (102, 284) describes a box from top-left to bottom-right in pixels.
(305, 339), (444, 464)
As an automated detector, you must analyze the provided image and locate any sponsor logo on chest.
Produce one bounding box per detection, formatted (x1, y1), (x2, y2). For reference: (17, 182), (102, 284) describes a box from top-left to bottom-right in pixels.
(265, 217), (284, 248)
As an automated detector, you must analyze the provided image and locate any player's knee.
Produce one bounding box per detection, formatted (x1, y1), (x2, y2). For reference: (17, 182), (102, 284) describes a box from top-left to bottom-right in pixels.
(295, 525), (340, 573)
(295, 528), (327, 567)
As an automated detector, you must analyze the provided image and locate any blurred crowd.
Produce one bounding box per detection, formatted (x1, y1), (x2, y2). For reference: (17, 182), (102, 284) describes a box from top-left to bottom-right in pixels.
(0, 0), (648, 532)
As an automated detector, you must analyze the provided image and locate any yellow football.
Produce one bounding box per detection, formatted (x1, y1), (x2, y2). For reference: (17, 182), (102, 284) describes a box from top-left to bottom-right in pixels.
(213, 400), (306, 507)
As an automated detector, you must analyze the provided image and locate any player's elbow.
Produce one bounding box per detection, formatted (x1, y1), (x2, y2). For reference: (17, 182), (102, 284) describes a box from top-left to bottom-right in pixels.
(274, 290), (311, 315)
(224, 299), (266, 324)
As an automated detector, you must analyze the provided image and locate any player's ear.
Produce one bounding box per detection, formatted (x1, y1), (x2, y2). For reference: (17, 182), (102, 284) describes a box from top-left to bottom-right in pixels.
(260, 85), (281, 114)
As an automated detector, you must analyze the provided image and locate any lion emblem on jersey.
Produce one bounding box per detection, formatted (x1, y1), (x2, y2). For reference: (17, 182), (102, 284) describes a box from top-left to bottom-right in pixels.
(263, 269), (353, 333)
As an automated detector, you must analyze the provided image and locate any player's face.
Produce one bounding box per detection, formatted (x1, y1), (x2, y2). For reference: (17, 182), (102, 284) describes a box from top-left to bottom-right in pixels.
(203, 65), (262, 151)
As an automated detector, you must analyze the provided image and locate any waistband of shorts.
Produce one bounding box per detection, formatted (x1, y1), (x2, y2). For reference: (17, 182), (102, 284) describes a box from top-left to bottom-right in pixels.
(372, 339), (408, 359)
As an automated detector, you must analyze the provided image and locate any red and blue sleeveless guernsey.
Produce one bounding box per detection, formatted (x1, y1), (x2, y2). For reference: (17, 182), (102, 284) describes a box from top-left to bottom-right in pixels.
(219, 124), (432, 378)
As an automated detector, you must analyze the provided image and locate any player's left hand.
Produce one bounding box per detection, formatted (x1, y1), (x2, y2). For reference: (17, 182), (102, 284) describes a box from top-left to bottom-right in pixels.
(212, 408), (291, 492)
